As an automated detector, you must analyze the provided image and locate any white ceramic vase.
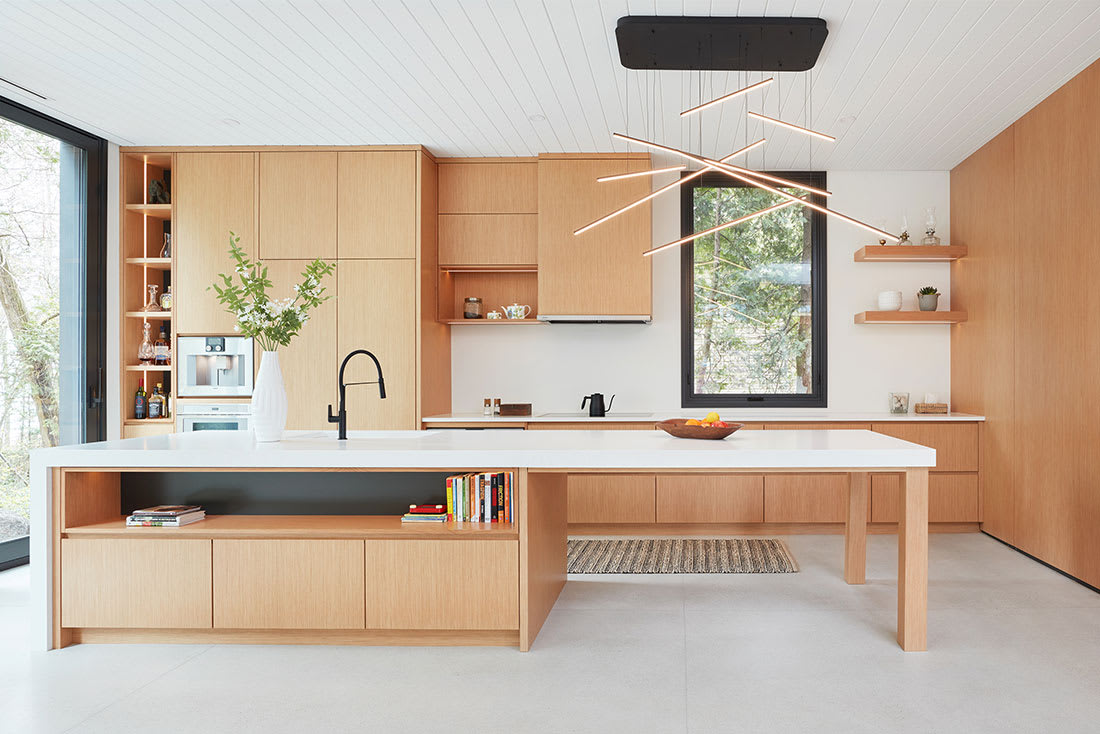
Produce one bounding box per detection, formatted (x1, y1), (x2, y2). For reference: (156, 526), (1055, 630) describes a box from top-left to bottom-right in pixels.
(251, 351), (287, 442)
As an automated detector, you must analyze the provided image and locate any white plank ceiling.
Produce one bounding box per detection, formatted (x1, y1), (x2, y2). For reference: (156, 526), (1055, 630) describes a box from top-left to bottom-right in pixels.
(1, 0), (1098, 169)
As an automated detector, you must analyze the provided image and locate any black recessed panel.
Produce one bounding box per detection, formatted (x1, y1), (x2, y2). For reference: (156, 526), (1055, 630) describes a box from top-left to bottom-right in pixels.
(615, 16), (828, 71)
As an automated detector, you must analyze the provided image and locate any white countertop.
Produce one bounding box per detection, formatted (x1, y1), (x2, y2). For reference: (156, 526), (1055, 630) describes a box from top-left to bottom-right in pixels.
(32, 428), (935, 470)
(422, 410), (985, 423)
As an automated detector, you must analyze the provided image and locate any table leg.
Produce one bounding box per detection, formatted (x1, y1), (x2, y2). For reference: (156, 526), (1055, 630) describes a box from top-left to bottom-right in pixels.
(844, 472), (869, 584)
(897, 467), (929, 651)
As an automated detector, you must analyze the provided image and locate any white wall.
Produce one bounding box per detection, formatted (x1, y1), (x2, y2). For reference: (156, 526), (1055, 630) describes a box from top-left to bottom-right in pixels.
(449, 170), (952, 414)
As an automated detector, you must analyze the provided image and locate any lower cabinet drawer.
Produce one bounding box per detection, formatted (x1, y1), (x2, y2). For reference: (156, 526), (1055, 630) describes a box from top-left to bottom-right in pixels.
(764, 474), (865, 523)
(364, 540), (518, 630)
(656, 474), (763, 523)
(567, 474), (656, 524)
(61, 538), (212, 628)
(213, 539), (365, 629)
(871, 472), (979, 523)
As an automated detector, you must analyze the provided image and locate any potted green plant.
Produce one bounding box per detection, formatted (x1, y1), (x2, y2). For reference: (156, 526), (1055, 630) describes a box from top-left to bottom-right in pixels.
(917, 286), (940, 312)
(211, 233), (334, 442)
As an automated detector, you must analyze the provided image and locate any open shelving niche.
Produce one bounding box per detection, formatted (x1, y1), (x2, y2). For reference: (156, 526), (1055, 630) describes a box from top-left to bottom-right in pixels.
(437, 264), (543, 325)
(853, 243), (968, 324)
(120, 152), (175, 437)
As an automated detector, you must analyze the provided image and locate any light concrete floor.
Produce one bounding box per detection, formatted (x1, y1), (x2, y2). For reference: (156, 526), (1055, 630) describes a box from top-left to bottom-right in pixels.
(3, 533), (1099, 734)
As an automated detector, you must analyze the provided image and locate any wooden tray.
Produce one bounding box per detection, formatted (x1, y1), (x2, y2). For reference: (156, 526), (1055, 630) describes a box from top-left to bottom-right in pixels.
(656, 419), (743, 440)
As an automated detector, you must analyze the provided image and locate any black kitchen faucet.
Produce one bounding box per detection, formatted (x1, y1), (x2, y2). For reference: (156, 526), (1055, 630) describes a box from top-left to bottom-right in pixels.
(327, 349), (386, 440)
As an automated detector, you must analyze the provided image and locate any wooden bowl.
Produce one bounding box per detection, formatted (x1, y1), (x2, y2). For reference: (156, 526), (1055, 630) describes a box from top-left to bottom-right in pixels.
(656, 419), (743, 440)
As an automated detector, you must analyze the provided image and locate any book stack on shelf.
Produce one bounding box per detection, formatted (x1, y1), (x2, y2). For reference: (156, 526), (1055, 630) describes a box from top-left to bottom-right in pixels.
(126, 505), (205, 527)
(446, 471), (514, 524)
(401, 504), (448, 523)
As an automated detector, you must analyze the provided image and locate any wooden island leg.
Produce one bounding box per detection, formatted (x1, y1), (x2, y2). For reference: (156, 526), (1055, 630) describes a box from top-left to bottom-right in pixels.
(844, 472), (869, 584)
(897, 467), (929, 651)
(518, 470), (567, 652)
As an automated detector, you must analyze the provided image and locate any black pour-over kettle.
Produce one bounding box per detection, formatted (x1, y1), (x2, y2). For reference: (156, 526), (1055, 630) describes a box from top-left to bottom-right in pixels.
(581, 393), (615, 417)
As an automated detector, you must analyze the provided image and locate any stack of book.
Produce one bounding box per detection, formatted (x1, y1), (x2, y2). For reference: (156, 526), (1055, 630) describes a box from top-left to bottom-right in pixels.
(401, 504), (448, 523)
(126, 505), (205, 527)
(445, 471), (514, 523)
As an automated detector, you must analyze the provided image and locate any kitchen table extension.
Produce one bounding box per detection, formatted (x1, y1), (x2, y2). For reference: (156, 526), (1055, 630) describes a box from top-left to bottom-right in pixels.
(31, 429), (936, 652)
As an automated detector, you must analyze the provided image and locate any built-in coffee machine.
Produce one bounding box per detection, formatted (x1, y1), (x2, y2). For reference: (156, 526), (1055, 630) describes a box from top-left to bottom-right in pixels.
(177, 336), (254, 397)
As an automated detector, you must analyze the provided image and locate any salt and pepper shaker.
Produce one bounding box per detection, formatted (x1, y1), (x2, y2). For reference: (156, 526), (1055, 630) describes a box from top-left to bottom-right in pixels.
(483, 398), (492, 416)
(493, 398), (501, 416)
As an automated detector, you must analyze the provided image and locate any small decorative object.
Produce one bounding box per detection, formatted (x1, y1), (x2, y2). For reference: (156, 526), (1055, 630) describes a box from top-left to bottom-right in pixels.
(499, 403), (533, 416)
(877, 290), (903, 311)
(137, 322), (155, 364)
(141, 284), (162, 312)
(483, 398), (492, 416)
(915, 402), (949, 414)
(889, 392), (910, 414)
(493, 398), (501, 415)
(501, 303), (532, 319)
(159, 285), (173, 311)
(917, 286), (940, 311)
(898, 215), (911, 245)
(921, 206), (941, 246)
(924, 393), (939, 403)
(211, 232), (334, 442)
(486, 310), (502, 320)
(160, 232), (171, 258)
(148, 178), (170, 204)
(463, 297), (483, 319)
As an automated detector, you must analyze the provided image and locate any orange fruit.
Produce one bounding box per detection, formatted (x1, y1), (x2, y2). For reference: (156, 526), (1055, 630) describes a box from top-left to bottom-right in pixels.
(685, 419), (701, 426)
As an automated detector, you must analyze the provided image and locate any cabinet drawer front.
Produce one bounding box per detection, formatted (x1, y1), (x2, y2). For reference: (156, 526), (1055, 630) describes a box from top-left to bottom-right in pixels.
(871, 422), (979, 471)
(656, 474), (763, 523)
(567, 474), (656, 524)
(61, 538), (212, 629)
(871, 473), (979, 523)
(364, 540), (518, 630)
(528, 422), (655, 430)
(438, 161), (537, 213)
(764, 474), (856, 523)
(763, 423), (871, 431)
(439, 214), (537, 266)
(213, 539), (365, 629)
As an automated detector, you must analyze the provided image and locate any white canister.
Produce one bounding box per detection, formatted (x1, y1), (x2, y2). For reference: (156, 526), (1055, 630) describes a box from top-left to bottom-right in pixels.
(877, 290), (903, 311)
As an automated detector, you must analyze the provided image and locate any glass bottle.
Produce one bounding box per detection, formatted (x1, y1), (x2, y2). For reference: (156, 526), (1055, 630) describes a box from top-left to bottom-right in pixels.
(148, 383), (166, 419)
(142, 283), (162, 312)
(921, 206), (941, 246)
(159, 285), (172, 311)
(134, 379), (147, 420)
(153, 325), (170, 366)
(138, 322), (155, 364)
(160, 232), (171, 258)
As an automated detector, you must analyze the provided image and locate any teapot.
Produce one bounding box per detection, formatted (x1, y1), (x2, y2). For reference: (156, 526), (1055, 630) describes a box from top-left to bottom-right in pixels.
(581, 393), (615, 417)
(501, 303), (532, 320)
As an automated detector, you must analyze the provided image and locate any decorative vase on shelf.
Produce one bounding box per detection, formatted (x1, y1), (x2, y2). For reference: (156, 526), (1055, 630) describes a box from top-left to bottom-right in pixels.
(251, 351), (288, 442)
(921, 206), (941, 246)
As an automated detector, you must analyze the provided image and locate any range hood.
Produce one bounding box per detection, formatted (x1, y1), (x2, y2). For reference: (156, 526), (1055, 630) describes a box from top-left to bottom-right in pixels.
(537, 314), (651, 324)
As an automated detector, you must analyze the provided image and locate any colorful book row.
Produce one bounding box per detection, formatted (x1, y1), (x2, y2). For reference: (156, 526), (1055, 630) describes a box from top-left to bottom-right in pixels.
(446, 472), (514, 523)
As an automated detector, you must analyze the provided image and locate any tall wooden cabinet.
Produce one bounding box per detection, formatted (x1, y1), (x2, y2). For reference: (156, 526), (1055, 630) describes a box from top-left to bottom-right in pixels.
(258, 151), (338, 260)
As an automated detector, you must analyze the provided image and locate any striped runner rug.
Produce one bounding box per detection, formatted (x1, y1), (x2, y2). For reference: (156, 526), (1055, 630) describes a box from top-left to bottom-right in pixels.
(567, 538), (798, 574)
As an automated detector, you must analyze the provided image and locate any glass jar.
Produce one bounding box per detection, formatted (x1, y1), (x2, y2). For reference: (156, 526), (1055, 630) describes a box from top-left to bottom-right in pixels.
(463, 297), (483, 319)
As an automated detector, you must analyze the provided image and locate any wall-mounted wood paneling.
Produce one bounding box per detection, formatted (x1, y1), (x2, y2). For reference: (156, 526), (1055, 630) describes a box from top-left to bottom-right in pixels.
(656, 474), (763, 523)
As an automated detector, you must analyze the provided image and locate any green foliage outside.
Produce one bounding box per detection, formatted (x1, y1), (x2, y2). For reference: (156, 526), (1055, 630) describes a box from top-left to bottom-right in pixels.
(692, 185), (813, 396)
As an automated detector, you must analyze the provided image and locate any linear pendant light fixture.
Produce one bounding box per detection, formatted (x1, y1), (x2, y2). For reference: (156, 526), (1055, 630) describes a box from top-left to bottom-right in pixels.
(643, 199), (801, 256)
(747, 110), (836, 142)
(597, 165), (686, 182)
(680, 77), (773, 117)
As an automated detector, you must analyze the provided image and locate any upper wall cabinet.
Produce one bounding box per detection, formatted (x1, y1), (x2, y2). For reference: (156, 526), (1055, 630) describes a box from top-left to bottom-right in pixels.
(258, 152), (338, 260)
(175, 152), (256, 335)
(437, 160), (538, 267)
(338, 151), (418, 259)
(537, 154), (652, 319)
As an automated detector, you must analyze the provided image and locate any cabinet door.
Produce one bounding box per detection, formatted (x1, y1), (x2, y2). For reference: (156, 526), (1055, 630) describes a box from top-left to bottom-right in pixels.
(260, 260), (338, 429)
(871, 472), (979, 523)
(656, 474), (764, 523)
(764, 474), (867, 523)
(438, 161), (537, 213)
(528, 422), (655, 430)
(871, 422), (979, 472)
(364, 540), (518, 630)
(338, 259), (417, 429)
(175, 152), (256, 334)
(338, 151), (417, 258)
(538, 156), (652, 317)
(61, 538), (212, 628)
(258, 152), (337, 259)
(567, 474), (655, 524)
(213, 539), (365, 629)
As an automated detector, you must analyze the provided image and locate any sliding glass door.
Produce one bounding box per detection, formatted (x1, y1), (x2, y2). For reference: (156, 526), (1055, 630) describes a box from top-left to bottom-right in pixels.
(0, 96), (105, 569)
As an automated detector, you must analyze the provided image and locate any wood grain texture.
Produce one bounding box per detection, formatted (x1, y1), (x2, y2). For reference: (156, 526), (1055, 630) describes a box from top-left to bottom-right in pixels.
(519, 470), (567, 652)
(537, 155), (652, 317)
(567, 474), (655, 524)
(213, 539), (365, 629)
(528, 422), (655, 430)
(51, 469), (70, 649)
(174, 152), (256, 334)
(854, 311), (967, 324)
(442, 270), (538, 321)
(871, 473), (979, 523)
(764, 473), (858, 523)
(871, 422), (978, 472)
(898, 468), (929, 651)
(338, 151), (417, 258)
(258, 152), (337, 259)
(569, 522), (978, 535)
(763, 422), (871, 431)
(438, 161), (537, 213)
(71, 628), (519, 647)
(261, 260), (337, 429)
(338, 259), (417, 429)
(438, 214), (538, 266)
(363, 540), (518, 630)
(418, 152), (451, 420)
(655, 474), (763, 523)
(61, 538), (212, 628)
(845, 472), (869, 584)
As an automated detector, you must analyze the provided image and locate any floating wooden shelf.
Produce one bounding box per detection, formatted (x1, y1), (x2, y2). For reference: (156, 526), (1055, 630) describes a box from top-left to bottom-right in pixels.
(442, 318), (543, 325)
(124, 311), (172, 319)
(855, 310), (968, 324)
(123, 418), (174, 426)
(854, 245), (967, 262)
(63, 515), (518, 540)
(124, 257), (172, 270)
(440, 264), (538, 273)
(124, 203), (172, 220)
(124, 364), (172, 371)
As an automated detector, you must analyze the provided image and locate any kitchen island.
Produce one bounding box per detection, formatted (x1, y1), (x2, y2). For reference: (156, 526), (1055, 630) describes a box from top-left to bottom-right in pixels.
(32, 429), (936, 652)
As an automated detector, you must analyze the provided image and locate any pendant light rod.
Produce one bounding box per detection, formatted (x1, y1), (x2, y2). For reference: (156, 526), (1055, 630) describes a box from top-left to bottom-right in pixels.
(612, 132), (899, 242)
(597, 165), (687, 183)
(643, 199), (801, 257)
(680, 77), (774, 117)
(747, 111), (836, 142)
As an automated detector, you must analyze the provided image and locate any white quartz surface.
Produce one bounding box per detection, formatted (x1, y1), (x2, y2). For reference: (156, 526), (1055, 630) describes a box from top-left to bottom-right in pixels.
(422, 410), (984, 423)
(32, 428), (935, 470)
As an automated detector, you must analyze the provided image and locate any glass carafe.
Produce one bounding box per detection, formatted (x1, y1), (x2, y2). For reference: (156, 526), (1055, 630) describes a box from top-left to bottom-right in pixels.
(142, 284), (162, 312)
(137, 322), (155, 364)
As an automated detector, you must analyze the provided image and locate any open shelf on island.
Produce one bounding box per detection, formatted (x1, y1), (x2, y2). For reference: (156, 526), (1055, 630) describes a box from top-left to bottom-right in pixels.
(63, 514), (518, 540)
(123, 203), (172, 219)
(854, 245), (967, 262)
(124, 257), (172, 270)
(124, 311), (172, 319)
(855, 310), (967, 324)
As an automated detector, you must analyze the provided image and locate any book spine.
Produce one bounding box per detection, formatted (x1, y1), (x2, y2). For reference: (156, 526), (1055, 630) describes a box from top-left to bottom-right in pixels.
(446, 477), (453, 520)
(497, 472), (504, 522)
(483, 472), (492, 522)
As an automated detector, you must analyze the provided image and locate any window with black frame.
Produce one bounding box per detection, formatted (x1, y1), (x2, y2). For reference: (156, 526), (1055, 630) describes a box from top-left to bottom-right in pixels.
(681, 171), (826, 408)
(0, 96), (106, 570)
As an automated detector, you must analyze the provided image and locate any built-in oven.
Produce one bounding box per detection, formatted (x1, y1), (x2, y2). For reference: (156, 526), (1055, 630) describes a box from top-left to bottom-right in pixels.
(176, 402), (251, 432)
(178, 336), (254, 397)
